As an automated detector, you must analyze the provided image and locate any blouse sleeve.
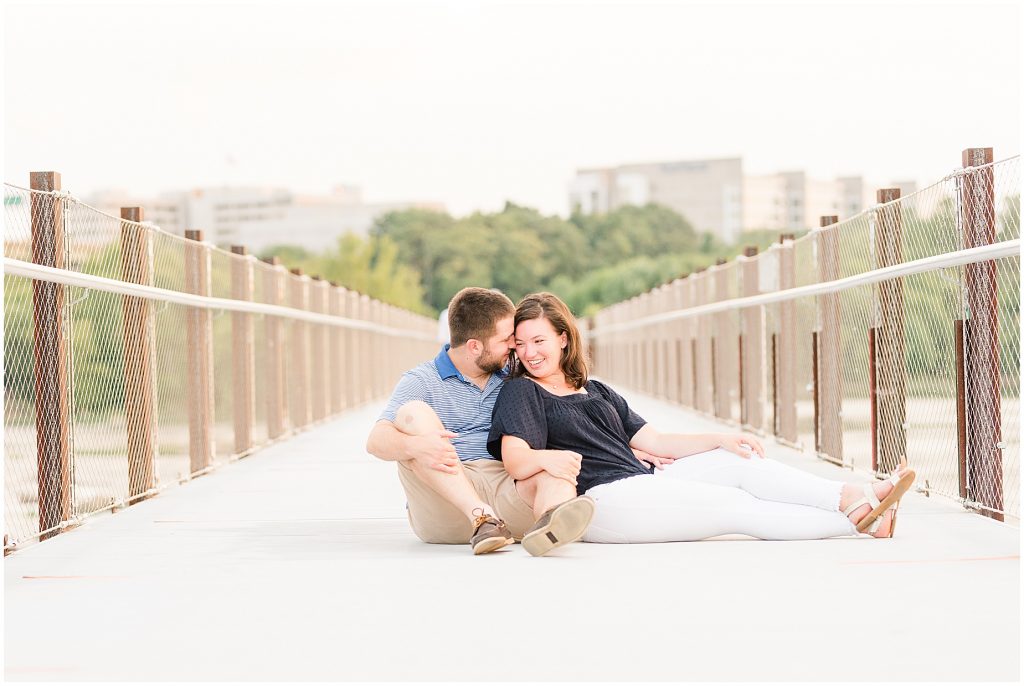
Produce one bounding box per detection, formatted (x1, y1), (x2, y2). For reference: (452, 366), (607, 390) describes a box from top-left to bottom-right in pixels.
(591, 380), (647, 439)
(487, 379), (548, 459)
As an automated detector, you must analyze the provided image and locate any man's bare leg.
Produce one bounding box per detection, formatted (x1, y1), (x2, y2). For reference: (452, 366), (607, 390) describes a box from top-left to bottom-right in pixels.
(395, 400), (496, 522)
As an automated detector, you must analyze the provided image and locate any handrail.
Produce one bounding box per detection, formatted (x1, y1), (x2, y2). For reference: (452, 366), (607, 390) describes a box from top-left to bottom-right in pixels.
(2, 256), (436, 341)
(588, 239), (1020, 336)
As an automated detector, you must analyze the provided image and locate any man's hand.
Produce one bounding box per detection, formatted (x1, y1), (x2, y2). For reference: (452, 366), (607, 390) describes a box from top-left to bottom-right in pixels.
(407, 430), (461, 474)
(632, 447), (676, 470)
(540, 450), (582, 485)
(718, 433), (766, 459)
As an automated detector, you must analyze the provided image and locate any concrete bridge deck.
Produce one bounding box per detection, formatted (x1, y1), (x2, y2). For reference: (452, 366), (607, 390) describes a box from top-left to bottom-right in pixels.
(4, 391), (1019, 682)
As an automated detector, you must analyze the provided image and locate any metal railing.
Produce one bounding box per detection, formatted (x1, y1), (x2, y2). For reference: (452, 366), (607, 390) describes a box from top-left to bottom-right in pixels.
(588, 149), (1020, 523)
(3, 173), (438, 552)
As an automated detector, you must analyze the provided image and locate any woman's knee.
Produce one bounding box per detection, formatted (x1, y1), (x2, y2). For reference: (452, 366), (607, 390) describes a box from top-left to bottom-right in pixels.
(395, 400), (444, 436)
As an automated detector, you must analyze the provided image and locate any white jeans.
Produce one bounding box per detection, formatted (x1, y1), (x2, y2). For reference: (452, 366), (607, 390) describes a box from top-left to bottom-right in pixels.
(583, 448), (856, 543)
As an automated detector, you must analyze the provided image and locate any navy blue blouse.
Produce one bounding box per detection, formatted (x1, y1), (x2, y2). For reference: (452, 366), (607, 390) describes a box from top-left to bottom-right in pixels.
(487, 377), (653, 495)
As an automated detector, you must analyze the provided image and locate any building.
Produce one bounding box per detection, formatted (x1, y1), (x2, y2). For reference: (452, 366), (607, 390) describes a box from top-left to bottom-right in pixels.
(570, 157), (900, 242)
(570, 157), (744, 243)
(84, 185), (443, 253)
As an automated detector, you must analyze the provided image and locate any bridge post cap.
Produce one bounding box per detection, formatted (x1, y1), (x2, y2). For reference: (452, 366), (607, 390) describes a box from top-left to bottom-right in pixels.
(877, 188), (901, 203)
(30, 171), (61, 191)
(120, 207), (144, 221)
(961, 148), (993, 167)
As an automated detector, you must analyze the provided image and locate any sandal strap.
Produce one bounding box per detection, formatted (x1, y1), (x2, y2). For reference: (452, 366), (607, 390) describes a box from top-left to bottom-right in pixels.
(842, 484), (880, 516)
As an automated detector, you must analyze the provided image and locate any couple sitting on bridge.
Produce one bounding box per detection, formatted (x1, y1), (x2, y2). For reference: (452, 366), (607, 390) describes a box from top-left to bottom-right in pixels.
(366, 287), (917, 555)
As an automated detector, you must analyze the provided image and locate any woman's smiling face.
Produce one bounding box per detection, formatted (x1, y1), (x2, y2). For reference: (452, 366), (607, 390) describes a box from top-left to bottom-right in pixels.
(514, 316), (567, 379)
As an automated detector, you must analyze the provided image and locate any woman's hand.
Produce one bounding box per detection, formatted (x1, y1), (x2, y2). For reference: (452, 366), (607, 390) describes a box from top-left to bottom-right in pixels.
(541, 450), (583, 485)
(718, 433), (766, 459)
(632, 447), (676, 470)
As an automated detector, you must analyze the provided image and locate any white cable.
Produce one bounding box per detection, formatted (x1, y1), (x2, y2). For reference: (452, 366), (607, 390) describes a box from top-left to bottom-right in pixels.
(1, 257), (435, 341)
(588, 239), (1020, 336)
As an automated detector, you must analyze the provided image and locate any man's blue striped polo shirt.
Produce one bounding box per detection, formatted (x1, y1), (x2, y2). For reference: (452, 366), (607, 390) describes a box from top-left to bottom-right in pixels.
(378, 345), (507, 461)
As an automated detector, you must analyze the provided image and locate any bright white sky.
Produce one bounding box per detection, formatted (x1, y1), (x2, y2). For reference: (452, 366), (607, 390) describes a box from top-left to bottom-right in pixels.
(3, 0), (1020, 217)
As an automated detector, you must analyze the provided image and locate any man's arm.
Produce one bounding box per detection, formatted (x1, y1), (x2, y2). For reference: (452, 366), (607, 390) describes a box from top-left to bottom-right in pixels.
(366, 419), (461, 475)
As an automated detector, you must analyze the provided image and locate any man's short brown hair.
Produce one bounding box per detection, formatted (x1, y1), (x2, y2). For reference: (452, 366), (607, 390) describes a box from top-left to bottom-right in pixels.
(447, 287), (515, 347)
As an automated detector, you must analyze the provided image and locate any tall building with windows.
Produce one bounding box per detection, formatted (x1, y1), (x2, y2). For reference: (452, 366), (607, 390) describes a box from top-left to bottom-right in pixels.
(570, 157), (744, 243)
(570, 157), (886, 242)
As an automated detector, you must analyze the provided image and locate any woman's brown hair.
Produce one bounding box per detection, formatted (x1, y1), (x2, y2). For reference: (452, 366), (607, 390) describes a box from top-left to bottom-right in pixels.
(511, 292), (589, 389)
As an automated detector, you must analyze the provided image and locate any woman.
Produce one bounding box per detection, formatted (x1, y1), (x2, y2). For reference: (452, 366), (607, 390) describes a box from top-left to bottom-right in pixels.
(487, 292), (915, 543)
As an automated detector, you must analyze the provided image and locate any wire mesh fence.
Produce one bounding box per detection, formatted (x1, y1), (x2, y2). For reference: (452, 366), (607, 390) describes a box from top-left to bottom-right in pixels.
(3, 178), (437, 552)
(590, 153), (1020, 524)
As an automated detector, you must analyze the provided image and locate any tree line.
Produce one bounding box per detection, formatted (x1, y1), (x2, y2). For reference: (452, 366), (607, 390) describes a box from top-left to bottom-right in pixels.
(261, 202), (726, 317)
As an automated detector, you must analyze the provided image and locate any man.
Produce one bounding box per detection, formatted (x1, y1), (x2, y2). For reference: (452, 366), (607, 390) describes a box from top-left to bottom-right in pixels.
(366, 287), (594, 556)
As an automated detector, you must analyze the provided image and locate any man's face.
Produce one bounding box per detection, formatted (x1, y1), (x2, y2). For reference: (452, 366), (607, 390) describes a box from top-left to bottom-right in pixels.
(475, 316), (515, 374)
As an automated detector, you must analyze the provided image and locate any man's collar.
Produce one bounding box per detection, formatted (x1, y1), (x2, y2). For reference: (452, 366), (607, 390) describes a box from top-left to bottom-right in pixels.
(434, 344), (464, 381)
(433, 344), (509, 382)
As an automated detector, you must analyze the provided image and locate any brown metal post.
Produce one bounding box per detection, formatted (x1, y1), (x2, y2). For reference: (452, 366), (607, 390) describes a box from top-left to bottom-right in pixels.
(677, 276), (693, 407)
(812, 330), (821, 452)
(693, 269), (713, 413)
(665, 281), (681, 404)
(120, 207), (156, 499)
(954, 320), (968, 500)
(776, 233), (798, 443)
(289, 269), (311, 428)
(30, 172), (72, 537)
(816, 216), (843, 464)
(328, 283), (345, 415)
(874, 189), (907, 475)
(230, 246), (256, 454)
(372, 299), (385, 399)
(712, 260), (733, 420)
(655, 287), (668, 399)
(184, 230), (215, 473)
(262, 257), (287, 439)
(868, 327), (878, 472)
(741, 246), (763, 430)
(771, 333), (778, 435)
(960, 147), (1003, 520)
(346, 290), (362, 408)
(361, 294), (374, 402)
(309, 277), (329, 422)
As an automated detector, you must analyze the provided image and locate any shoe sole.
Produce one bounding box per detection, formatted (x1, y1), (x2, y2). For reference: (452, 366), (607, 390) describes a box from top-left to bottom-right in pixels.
(472, 535), (514, 555)
(522, 496), (595, 557)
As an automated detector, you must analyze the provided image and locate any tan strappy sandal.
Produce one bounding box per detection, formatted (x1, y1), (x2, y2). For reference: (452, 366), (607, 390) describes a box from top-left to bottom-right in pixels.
(842, 458), (916, 537)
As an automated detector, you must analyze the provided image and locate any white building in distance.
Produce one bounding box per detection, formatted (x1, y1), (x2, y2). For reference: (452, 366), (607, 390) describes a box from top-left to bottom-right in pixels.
(569, 157), (913, 243)
(85, 185), (444, 253)
(570, 158), (744, 243)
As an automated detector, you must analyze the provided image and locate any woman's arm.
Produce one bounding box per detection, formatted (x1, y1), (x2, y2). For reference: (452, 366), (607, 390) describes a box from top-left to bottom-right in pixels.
(629, 424), (766, 459)
(500, 435), (583, 486)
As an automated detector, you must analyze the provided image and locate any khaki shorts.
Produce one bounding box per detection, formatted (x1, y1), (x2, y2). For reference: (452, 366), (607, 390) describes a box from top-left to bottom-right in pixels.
(397, 458), (535, 544)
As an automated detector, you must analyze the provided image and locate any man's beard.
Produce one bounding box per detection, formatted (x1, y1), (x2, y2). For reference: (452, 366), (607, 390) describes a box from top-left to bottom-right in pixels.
(477, 346), (508, 374)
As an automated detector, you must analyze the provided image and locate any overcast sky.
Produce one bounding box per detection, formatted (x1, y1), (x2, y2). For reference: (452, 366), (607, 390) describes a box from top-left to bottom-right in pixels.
(4, 0), (1020, 217)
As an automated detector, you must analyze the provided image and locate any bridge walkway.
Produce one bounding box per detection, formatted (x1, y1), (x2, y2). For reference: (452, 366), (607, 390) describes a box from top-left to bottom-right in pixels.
(4, 391), (1018, 681)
